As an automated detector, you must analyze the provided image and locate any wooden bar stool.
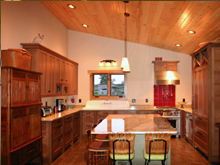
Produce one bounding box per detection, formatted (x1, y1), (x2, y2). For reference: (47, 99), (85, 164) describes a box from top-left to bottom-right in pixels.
(92, 123), (109, 142)
(85, 130), (110, 165)
(108, 133), (135, 165)
(143, 133), (171, 165)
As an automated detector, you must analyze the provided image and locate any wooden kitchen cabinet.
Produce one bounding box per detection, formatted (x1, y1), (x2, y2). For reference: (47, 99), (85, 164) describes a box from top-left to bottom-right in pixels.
(73, 112), (80, 142)
(42, 111), (80, 163)
(117, 110), (136, 114)
(138, 110), (158, 114)
(63, 115), (73, 150)
(192, 42), (220, 163)
(81, 111), (95, 136)
(1, 67), (42, 165)
(152, 61), (179, 71)
(21, 43), (78, 97)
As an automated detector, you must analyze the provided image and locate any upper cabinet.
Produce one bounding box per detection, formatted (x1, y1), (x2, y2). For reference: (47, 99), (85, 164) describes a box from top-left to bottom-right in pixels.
(21, 43), (78, 97)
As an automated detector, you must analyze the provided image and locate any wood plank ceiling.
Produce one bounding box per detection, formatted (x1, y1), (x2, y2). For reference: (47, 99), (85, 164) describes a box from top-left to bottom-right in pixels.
(41, 1), (220, 55)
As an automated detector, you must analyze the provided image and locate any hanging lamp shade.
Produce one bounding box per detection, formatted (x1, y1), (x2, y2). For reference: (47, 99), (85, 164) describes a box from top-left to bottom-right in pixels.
(121, 1), (130, 73)
(121, 57), (130, 73)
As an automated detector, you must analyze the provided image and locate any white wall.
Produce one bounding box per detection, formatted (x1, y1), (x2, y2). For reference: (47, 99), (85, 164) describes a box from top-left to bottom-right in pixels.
(1, 1), (69, 108)
(1, 1), (68, 56)
(68, 30), (192, 106)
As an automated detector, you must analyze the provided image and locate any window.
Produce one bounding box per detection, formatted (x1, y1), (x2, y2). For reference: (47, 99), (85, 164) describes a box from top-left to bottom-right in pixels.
(90, 71), (126, 100)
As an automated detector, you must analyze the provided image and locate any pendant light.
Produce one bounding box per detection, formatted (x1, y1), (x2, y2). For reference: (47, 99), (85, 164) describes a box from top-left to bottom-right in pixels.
(121, 1), (130, 73)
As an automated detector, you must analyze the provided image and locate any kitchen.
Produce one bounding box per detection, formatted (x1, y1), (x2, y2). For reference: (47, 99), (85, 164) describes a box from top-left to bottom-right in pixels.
(1, 1), (220, 165)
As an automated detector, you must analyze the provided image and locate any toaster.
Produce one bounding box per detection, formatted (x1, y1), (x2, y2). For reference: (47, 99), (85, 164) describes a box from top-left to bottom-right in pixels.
(41, 106), (53, 117)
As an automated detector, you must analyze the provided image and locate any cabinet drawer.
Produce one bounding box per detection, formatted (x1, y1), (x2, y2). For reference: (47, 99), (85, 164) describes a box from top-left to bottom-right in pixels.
(52, 118), (63, 127)
(138, 110), (157, 114)
(64, 115), (73, 132)
(64, 130), (72, 150)
(96, 111), (116, 116)
(73, 112), (80, 119)
(10, 138), (42, 165)
(194, 135), (208, 156)
(83, 124), (93, 134)
(117, 110), (136, 114)
(83, 111), (94, 116)
(52, 136), (63, 159)
(194, 127), (208, 144)
(52, 123), (63, 141)
(83, 115), (94, 124)
(194, 115), (208, 132)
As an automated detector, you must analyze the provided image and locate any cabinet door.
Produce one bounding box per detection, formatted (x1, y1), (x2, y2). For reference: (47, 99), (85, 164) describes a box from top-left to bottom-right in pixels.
(10, 107), (29, 150)
(73, 112), (80, 141)
(65, 62), (70, 84)
(193, 67), (209, 117)
(28, 72), (41, 104)
(11, 70), (27, 105)
(39, 50), (48, 96)
(29, 105), (42, 141)
(72, 64), (78, 95)
(46, 54), (56, 95)
(69, 63), (78, 95)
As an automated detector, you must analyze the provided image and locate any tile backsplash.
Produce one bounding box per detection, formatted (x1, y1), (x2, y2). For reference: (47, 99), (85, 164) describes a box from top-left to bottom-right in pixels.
(154, 85), (175, 107)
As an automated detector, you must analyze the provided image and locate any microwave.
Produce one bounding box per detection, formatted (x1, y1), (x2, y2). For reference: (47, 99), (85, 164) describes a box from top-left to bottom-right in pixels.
(41, 106), (53, 117)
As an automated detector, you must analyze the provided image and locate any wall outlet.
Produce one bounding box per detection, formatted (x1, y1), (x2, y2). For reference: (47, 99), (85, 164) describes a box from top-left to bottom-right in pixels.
(146, 99), (148, 103)
(132, 99), (136, 103)
(79, 99), (81, 103)
(65, 99), (67, 103)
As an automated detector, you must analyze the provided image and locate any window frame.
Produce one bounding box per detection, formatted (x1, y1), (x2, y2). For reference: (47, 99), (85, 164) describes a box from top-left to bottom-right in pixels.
(89, 70), (127, 100)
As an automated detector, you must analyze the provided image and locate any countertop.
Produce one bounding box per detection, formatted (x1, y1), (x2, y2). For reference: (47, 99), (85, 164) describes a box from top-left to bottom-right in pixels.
(92, 114), (177, 134)
(41, 106), (192, 121)
(41, 107), (81, 121)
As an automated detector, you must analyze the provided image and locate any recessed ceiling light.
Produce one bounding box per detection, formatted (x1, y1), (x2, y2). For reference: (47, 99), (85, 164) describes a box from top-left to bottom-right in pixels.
(175, 44), (182, 47)
(82, 24), (89, 27)
(187, 30), (196, 34)
(67, 4), (76, 9)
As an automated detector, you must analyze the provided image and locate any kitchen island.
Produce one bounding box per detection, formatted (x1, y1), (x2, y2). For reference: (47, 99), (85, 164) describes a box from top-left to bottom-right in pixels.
(92, 114), (177, 165)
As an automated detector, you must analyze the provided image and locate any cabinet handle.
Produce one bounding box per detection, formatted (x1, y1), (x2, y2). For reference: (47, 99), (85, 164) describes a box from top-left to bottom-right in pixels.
(57, 121), (61, 123)
(57, 126), (61, 129)
(28, 149), (34, 153)
(197, 117), (202, 120)
(60, 79), (63, 81)
(57, 139), (61, 142)
(197, 132), (203, 136)
(47, 91), (50, 93)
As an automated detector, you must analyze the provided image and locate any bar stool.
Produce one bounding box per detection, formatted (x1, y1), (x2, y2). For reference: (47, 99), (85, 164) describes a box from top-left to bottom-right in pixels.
(92, 123), (109, 142)
(143, 133), (171, 165)
(85, 129), (110, 165)
(108, 133), (135, 165)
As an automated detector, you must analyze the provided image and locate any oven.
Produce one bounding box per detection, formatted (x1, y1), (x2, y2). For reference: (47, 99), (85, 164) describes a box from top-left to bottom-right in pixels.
(158, 109), (181, 138)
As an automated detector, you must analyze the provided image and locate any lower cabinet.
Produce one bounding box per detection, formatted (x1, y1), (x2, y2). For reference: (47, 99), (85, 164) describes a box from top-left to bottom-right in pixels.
(42, 112), (79, 164)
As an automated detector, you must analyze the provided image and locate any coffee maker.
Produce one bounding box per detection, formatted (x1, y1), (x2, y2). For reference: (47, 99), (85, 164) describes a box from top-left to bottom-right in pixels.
(56, 99), (63, 112)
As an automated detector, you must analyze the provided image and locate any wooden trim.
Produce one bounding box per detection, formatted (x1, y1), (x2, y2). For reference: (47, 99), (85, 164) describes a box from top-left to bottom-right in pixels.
(151, 61), (180, 64)
(89, 72), (126, 100)
(88, 70), (123, 74)
(21, 43), (78, 65)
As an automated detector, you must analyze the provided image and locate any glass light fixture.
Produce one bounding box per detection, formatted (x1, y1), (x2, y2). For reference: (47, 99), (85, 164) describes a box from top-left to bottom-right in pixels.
(187, 30), (196, 34)
(121, 1), (130, 73)
(82, 24), (88, 27)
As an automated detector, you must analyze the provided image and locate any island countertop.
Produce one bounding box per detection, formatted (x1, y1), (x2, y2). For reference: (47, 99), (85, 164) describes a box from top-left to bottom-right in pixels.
(92, 114), (177, 134)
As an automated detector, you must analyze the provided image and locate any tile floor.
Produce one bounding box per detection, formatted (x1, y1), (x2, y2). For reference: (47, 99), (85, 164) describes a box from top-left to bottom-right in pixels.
(42, 137), (219, 165)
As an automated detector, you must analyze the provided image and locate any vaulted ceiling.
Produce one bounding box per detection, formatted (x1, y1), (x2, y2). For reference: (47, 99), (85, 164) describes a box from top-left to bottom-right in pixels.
(41, 1), (220, 55)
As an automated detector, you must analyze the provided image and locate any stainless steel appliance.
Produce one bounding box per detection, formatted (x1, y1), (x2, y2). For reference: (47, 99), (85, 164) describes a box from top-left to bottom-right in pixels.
(157, 107), (181, 138)
(56, 99), (64, 112)
(41, 106), (53, 117)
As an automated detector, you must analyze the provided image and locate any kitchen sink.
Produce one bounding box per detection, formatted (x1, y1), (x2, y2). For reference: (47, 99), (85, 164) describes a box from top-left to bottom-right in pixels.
(82, 100), (130, 110)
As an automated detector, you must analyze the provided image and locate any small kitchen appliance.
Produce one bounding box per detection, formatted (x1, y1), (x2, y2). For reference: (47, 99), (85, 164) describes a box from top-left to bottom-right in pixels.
(41, 106), (52, 117)
(56, 99), (64, 112)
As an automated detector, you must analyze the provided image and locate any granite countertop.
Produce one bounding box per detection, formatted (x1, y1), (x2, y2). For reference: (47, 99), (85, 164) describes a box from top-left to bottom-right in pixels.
(41, 106), (192, 121)
(41, 107), (81, 121)
(92, 114), (177, 134)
